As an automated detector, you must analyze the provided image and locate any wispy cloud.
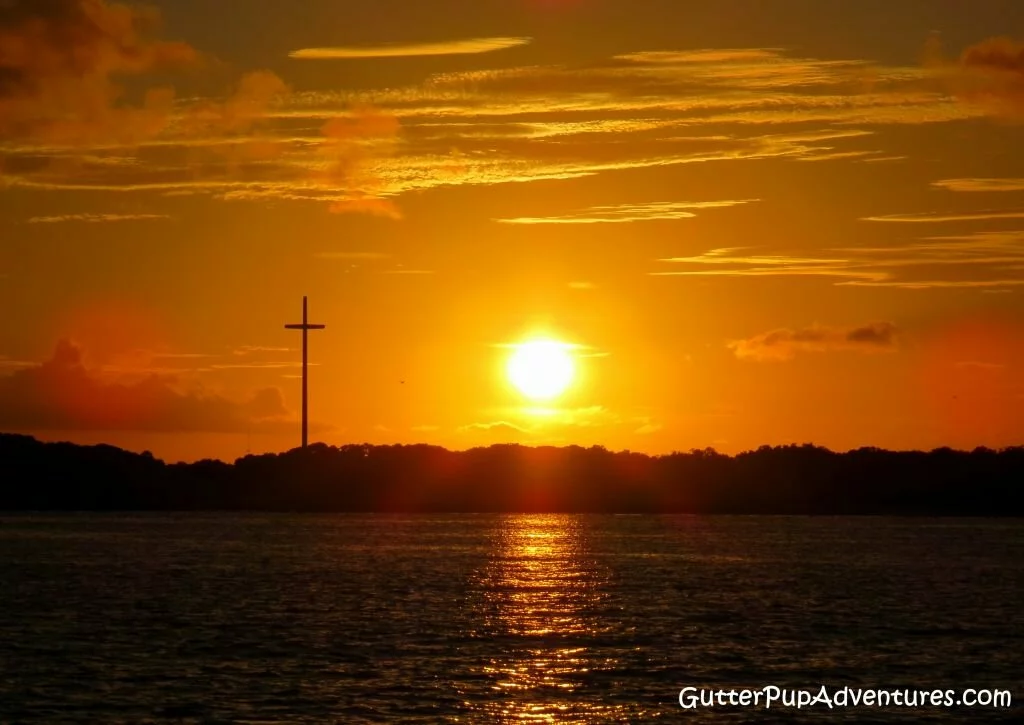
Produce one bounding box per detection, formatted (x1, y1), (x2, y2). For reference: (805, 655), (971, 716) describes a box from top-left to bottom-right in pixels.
(863, 211), (1024, 223)
(27, 213), (169, 224)
(652, 248), (885, 282)
(496, 199), (756, 225)
(289, 37), (531, 59)
(831, 229), (1024, 288)
(0, 2), (400, 216)
(313, 252), (392, 260)
(729, 322), (898, 362)
(838, 230), (1024, 256)
(459, 421), (529, 434)
(795, 150), (883, 162)
(839, 278), (1024, 289)
(653, 232), (1024, 290)
(153, 352), (216, 360)
(461, 405), (620, 435)
(280, 50), (959, 126)
(954, 360), (1007, 370)
(544, 406), (617, 428)
(0, 357), (35, 369)
(633, 416), (663, 435)
(0, 37), (979, 211)
(210, 362), (313, 370)
(232, 346), (292, 355)
(613, 49), (786, 65)
(932, 178), (1024, 192)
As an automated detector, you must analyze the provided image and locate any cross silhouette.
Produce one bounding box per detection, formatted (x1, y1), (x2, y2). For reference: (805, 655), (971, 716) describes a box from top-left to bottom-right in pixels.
(284, 296), (326, 449)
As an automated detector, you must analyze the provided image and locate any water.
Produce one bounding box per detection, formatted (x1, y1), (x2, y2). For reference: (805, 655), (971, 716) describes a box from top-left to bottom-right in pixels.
(0, 514), (1021, 723)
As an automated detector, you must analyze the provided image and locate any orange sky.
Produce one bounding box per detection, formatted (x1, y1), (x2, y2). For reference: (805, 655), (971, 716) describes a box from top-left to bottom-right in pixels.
(1, 0), (1023, 462)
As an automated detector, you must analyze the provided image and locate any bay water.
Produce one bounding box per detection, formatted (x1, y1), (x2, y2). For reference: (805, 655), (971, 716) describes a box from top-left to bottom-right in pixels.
(1, 514), (1020, 722)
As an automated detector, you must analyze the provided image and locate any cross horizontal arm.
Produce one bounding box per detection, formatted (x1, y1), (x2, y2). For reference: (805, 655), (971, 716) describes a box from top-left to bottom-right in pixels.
(284, 324), (327, 330)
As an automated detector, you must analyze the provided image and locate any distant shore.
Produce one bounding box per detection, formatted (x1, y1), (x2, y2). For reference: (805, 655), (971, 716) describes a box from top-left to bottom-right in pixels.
(1, 433), (1022, 515)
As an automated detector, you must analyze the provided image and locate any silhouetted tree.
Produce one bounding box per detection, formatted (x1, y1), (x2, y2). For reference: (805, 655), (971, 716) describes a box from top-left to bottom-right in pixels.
(0, 433), (1021, 515)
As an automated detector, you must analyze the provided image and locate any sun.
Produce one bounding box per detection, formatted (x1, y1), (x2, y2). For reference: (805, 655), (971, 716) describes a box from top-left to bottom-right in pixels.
(506, 339), (576, 401)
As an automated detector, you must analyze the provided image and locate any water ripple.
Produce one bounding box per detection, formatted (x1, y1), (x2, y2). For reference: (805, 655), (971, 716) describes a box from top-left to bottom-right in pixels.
(0, 513), (1021, 723)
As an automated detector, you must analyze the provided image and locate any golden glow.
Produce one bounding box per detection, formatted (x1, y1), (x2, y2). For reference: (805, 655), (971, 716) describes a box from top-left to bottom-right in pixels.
(506, 340), (576, 401)
(7, 0), (1023, 461)
(464, 515), (627, 721)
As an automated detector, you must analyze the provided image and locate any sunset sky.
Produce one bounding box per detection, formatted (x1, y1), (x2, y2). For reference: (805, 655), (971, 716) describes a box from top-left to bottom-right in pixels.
(2, 0), (1024, 462)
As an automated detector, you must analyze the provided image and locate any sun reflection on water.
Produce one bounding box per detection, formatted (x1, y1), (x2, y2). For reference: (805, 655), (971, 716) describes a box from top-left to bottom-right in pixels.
(462, 514), (628, 722)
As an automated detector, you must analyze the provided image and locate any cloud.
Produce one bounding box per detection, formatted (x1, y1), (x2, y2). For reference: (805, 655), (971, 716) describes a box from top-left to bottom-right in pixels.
(496, 199), (756, 225)
(0, 2), (400, 217)
(294, 49), (957, 128)
(954, 360), (1006, 370)
(850, 231), (1024, 264)
(932, 178), (1024, 192)
(654, 235), (1024, 290)
(634, 418), (663, 435)
(329, 194), (401, 219)
(728, 322), (898, 361)
(289, 37), (531, 59)
(794, 150), (883, 162)
(152, 352), (214, 359)
(508, 405), (619, 429)
(0, 34), (935, 214)
(547, 405), (616, 427)
(183, 70), (290, 136)
(232, 345), (292, 355)
(209, 362), (311, 370)
(0, 0), (290, 149)
(836, 278), (1024, 290)
(411, 424), (439, 432)
(461, 406), (653, 440)
(614, 49), (786, 65)
(927, 35), (1024, 119)
(317, 106), (402, 218)
(568, 281), (595, 290)
(0, 0), (200, 145)
(27, 213), (169, 223)
(0, 123), (872, 206)
(0, 339), (302, 432)
(313, 251), (392, 260)
(0, 40), (974, 211)
(0, 356), (34, 369)
(652, 248), (886, 282)
(863, 211), (1024, 223)
(416, 49), (886, 99)
(459, 421), (529, 434)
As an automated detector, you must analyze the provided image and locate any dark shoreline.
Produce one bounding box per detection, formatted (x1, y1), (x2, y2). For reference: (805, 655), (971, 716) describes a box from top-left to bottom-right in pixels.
(1, 433), (1022, 515)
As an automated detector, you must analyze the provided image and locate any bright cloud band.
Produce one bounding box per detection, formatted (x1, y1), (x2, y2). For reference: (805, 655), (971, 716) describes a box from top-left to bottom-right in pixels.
(289, 37), (531, 59)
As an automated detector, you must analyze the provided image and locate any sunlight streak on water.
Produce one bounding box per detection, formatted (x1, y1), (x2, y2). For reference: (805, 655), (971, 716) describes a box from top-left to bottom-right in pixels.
(463, 515), (629, 722)
(0, 514), (1021, 723)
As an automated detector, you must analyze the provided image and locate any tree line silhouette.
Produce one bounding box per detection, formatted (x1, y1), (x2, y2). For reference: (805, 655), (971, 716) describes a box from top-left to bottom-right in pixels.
(1, 433), (1022, 514)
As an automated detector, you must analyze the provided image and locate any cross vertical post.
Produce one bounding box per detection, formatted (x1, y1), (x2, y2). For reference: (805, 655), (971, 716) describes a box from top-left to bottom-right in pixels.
(284, 296), (326, 449)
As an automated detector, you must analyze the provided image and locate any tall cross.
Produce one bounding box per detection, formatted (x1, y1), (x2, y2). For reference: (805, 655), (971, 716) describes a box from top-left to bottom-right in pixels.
(284, 296), (326, 449)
